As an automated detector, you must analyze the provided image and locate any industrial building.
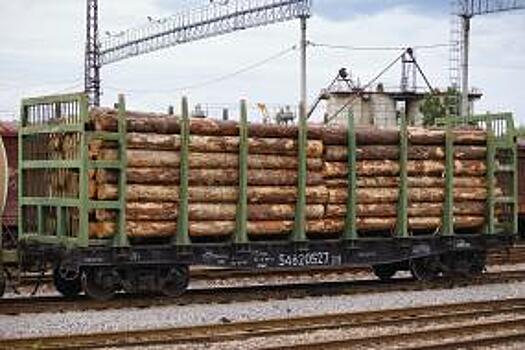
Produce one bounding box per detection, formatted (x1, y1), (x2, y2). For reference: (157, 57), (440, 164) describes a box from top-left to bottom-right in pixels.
(324, 84), (482, 128)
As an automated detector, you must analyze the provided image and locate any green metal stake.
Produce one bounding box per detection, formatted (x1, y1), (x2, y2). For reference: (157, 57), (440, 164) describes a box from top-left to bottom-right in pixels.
(18, 105), (25, 239)
(292, 104), (307, 242)
(114, 94), (130, 247)
(176, 97), (190, 246)
(442, 114), (455, 236)
(234, 100), (249, 244)
(396, 111), (408, 238)
(37, 206), (43, 236)
(344, 110), (357, 240)
(78, 94), (90, 247)
(512, 122), (519, 235)
(484, 119), (495, 235)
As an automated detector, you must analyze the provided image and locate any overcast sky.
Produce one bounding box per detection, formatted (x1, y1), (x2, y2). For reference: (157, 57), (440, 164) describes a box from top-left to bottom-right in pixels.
(0, 0), (523, 123)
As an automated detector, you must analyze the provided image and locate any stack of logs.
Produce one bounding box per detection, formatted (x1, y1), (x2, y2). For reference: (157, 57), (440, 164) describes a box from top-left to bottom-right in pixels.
(88, 108), (329, 239)
(88, 108), (493, 240)
(322, 126), (490, 233)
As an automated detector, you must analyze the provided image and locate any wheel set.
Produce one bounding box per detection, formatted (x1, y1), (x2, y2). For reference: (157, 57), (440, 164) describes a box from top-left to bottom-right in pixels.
(52, 264), (190, 300)
(408, 251), (486, 281)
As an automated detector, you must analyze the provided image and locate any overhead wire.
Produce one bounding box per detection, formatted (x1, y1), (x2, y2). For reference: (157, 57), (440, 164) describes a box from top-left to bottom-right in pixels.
(105, 45), (297, 94)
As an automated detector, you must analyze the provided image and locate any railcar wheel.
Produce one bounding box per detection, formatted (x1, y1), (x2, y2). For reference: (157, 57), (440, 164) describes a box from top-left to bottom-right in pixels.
(443, 251), (485, 278)
(84, 268), (119, 301)
(372, 264), (397, 281)
(160, 265), (189, 297)
(53, 267), (82, 298)
(0, 270), (5, 297)
(409, 257), (440, 281)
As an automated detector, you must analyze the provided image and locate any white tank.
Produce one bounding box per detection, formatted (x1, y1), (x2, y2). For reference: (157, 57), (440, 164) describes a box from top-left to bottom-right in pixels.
(370, 93), (396, 128)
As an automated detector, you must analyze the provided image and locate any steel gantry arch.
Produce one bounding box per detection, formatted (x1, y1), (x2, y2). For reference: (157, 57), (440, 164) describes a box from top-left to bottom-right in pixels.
(85, 0), (312, 106)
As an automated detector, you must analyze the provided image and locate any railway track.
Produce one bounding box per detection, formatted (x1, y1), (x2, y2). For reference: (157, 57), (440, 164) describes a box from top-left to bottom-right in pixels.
(487, 244), (525, 265)
(2, 297), (524, 349)
(1, 269), (525, 316)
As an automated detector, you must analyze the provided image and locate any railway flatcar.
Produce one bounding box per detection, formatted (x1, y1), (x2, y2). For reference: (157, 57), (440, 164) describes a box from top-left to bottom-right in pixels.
(0, 92), (519, 299)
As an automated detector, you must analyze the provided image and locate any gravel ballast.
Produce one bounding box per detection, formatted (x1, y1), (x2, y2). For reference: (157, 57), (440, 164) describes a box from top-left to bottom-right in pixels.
(1, 278), (525, 339)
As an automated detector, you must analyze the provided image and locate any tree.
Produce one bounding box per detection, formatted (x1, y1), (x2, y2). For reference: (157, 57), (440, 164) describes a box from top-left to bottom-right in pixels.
(420, 93), (446, 127)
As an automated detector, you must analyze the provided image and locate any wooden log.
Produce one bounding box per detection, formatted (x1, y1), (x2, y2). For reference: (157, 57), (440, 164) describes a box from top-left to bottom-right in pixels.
(95, 203), (325, 221)
(191, 220), (328, 237)
(324, 145), (486, 161)
(328, 187), (489, 204)
(325, 176), (487, 188)
(96, 168), (324, 186)
(408, 127), (487, 145)
(96, 184), (329, 204)
(89, 219), (329, 238)
(323, 127), (487, 146)
(319, 216), (485, 233)
(323, 127), (400, 145)
(90, 108), (325, 139)
(121, 133), (324, 157)
(98, 149), (323, 170)
(323, 160), (486, 178)
(90, 215), (485, 238)
(325, 201), (486, 218)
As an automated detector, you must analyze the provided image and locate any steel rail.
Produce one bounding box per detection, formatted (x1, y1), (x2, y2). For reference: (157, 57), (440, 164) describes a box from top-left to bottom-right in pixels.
(271, 317), (525, 349)
(2, 298), (525, 349)
(1, 270), (525, 316)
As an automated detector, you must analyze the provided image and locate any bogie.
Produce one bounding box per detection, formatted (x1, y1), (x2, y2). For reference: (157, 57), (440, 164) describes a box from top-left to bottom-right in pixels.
(53, 266), (82, 298)
(160, 265), (189, 298)
(84, 267), (120, 301)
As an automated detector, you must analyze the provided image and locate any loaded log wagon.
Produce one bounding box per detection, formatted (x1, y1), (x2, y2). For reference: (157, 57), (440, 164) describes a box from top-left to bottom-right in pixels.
(0, 92), (518, 300)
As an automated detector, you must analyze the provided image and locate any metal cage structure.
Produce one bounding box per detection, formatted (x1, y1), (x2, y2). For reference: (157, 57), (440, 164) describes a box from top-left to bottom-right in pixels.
(18, 93), (127, 249)
(436, 112), (518, 236)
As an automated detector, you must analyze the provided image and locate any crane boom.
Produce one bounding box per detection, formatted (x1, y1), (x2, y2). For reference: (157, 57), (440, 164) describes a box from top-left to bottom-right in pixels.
(100, 0), (311, 65)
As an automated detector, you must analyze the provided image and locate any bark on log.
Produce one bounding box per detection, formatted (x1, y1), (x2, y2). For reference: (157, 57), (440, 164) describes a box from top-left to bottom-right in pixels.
(320, 216), (485, 232)
(325, 176), (488, 188)
(408, 127), (487, 145)
(98, 149), (323, 170)
(96, 168), (324, 186)
(89, 219), (329, 238)
(96, 184), (329, 204)
(323, 160), (486, 178)
(323, 127), (487, 146)
(327, 187), (489, 204)
(91, 108), (324, 139)
(95, 203), (325, 221)
(325, 201), (486, 218)
(122, 133), (324, 157)
(323, 127), (400, 145)
(324, 145), (486, 161)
